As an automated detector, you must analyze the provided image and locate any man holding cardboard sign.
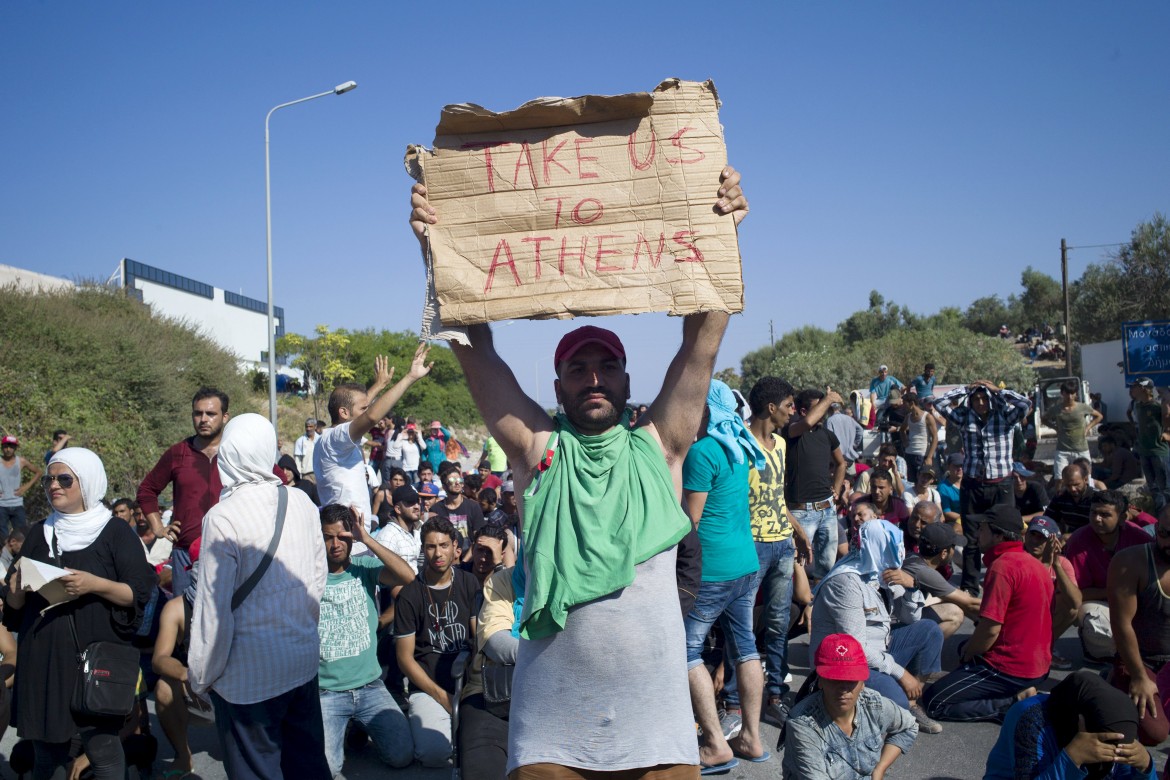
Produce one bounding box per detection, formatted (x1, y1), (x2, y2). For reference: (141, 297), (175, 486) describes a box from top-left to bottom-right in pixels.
(409, 152), (746, 779)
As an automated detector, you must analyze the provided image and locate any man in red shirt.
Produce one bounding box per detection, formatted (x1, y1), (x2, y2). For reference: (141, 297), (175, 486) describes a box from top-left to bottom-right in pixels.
(1063, 490), (1151, 661)
(922, 504), (1052, 721)
(138, 388), (281, 596)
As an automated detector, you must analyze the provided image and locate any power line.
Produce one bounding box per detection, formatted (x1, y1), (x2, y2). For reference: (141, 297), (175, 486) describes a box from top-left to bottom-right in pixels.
(1066, 241), (1126, 250)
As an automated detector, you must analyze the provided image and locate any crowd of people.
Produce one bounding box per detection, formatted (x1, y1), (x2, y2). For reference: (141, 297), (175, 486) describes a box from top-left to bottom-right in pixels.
(0, 168), (1168, 780)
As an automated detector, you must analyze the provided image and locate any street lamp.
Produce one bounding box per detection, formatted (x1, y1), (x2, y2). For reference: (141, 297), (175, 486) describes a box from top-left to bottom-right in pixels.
(265, 80), (358, 428)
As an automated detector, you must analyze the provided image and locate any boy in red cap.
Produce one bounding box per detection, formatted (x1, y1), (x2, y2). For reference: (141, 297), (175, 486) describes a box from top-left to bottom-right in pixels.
(783, 633), (918, 779)
(0, 435), (41, 536)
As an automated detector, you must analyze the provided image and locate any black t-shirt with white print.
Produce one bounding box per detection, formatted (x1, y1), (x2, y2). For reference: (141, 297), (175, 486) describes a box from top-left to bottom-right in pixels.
(393, 567), (479, 694)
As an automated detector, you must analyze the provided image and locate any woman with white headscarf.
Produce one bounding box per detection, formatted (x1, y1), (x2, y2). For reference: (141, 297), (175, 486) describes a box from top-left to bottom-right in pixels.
(808, 518), (944, 734)
(3, 447), (156, 779)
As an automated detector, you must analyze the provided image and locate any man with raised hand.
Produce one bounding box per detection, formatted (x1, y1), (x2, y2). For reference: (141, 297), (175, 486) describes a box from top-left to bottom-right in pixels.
(409, 167), (747, 779)
(315, 345), (433, 551)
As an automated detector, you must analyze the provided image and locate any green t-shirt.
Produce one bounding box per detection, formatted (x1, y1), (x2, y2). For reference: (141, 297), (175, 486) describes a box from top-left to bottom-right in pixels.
(483, 436), (507, 472)
(1135, 400), (1169, 457)
(682, 436), (759, 583)
(1045, 401), (1093, 452)
(318, 556), (383, 692)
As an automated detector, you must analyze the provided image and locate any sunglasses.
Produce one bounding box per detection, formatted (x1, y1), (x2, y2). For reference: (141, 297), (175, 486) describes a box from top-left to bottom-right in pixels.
(42, 474), (76, 489)
(1156, 525), (1170, 540)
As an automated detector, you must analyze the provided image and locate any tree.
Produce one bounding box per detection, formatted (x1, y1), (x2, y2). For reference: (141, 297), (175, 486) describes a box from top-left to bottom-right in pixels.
(1072, 213), (1170, 344)
(962, 294), (1017, 337)
(1017, 266), (1062, 332)
(277, 325), (355, 420)
(838, 291), (917, 346)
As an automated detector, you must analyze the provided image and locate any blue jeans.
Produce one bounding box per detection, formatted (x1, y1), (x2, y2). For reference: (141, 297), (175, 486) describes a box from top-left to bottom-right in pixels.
(863, 620), (944, 709)
(0, 505), (25, 539)
(1141, 453), (1170, 514)
(171, 545), (193, 597)
(922, 658), (1047, 722)
(725, 538), (795, 704)
(790, 505), (838, 579)
(320, 681), (413, 777)
(684, 571), (760, 669)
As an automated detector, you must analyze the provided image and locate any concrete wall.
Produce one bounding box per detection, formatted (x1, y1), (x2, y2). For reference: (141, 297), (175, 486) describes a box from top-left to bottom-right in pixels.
(1081, 339), (1126, 422)
(0, 264), (74, 292)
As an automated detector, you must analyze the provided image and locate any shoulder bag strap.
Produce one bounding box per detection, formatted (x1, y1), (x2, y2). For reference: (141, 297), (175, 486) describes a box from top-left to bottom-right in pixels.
(231, 485), (287, 611)
(51, 530), (84, 657)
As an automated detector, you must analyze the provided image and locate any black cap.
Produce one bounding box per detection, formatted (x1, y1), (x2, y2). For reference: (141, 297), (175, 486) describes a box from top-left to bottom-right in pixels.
(391, 486), (420, 506)
(919, 523), (963, 553)
(969, 504), (1023, 535)
(946, 453), (965, 467)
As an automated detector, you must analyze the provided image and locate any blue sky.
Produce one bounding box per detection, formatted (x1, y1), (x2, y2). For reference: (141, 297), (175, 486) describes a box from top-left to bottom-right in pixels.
(3, 2), (1168, 405)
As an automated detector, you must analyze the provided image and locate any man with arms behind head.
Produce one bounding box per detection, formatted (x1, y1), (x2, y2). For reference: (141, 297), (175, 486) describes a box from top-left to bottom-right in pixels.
(409, 168), (748, 778)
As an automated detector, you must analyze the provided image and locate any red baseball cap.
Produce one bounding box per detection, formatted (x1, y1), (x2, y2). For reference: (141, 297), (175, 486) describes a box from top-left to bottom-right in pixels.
(553, 326), (626, 371)
(0, 436), (17, 447)
(814, 633), (869, 681)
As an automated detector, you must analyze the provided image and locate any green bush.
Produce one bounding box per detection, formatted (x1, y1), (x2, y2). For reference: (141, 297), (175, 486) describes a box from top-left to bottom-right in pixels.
(0, 285), (252, 519)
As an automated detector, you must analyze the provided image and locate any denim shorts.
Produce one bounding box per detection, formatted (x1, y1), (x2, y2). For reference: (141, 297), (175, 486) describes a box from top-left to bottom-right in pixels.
(683, 570), (760, 669)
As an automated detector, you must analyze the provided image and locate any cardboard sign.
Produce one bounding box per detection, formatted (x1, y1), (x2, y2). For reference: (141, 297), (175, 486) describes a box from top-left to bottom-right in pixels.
(405, 79), (743, 325)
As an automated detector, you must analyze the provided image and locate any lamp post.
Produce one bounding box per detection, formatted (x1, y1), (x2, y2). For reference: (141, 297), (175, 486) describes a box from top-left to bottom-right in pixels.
(265, 80), (358, 427)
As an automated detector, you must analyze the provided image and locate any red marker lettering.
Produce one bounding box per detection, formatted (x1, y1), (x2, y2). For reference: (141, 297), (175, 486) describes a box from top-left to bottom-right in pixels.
(462, 141), (512, 192)
(541, 139), (571, 184)
(543, 196), (565, 229)
(559, 236), (589, 276)
(627, 129), (657, 171)
(522, 236), (553, 280)
(664, 127), (704, 165)
(574, 138), (599, 179)
(512, 142), (538, 190)
(594, 234), (624, 272)
(672, 230), (704, 262)
(484, 238), (522, 292)
(571, 198), (604, 225)
(632, 233), (666, 269)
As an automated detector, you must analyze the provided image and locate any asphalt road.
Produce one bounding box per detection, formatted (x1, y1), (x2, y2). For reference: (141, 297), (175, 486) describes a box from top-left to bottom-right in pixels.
(0, 621), (1165, 779)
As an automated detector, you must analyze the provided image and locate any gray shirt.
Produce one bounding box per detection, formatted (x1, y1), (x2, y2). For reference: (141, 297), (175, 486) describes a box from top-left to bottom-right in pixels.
(507, 548), (697, 772)
(826, 413), (863, 463)
(811, 573), (919, 679)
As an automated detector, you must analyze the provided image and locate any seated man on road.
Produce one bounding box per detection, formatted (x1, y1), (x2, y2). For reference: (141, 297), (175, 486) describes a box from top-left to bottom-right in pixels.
(810, 518), (943, 734)
(852, 469), (909, 526)
(985, 671), (1156, 779)
(1021, 516), (1082, 671)
(923, 505), (1052, 722)
(853, 444), (907, 499)
(318, 505), (418, 777)
(1064, 490), (1151, 662)
(1045, 463), (1097, 534)
(783, 632), (918, 780)
(891, 517), (980, 640)
(1109, 504), (1170, 751)
(1097, 434), (1143, 489)
(1012, 462), (1049, 522)
(151, 542), (205, 778)
(394, 516), (481, 767)
(468, 523), (509, 587)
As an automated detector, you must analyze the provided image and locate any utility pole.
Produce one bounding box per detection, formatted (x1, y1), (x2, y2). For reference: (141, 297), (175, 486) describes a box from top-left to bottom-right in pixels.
(770, 320), (775, 349)
(1061, 238), (1073, 376)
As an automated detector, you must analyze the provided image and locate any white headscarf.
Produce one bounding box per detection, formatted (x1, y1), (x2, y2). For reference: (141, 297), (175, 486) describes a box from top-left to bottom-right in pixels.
(44, 447), (113, 553)
(218, 413), (281, 500)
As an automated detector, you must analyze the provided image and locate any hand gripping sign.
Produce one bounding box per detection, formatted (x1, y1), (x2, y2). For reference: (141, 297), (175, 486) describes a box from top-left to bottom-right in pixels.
(405, 79), (743, 326)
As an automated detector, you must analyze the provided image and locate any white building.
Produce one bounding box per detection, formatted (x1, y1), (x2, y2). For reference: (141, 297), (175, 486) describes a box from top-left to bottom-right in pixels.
(0, 264), (75, 292)
(119, 258), (292, 379)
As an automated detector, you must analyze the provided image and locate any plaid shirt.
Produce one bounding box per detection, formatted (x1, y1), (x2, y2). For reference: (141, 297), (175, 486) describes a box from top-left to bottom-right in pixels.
(934, 386), (1031, 480)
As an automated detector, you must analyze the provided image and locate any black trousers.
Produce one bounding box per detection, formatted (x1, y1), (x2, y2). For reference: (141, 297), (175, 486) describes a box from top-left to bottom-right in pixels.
(459, 694), (509, 780)
(211, 677), (331, 780)
(959, 479), (1013, 592)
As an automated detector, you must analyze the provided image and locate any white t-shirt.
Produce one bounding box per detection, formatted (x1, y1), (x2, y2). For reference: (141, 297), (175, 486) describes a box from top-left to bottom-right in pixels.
(314, 422), (374, 541)
(400, 437), (421, 472)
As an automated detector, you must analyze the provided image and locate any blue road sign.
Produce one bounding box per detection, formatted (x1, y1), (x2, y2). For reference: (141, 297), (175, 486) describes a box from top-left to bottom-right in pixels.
(1122, 320), (1170, 385)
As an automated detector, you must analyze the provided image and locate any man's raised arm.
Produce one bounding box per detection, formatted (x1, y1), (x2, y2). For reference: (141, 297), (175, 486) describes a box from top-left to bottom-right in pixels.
(643, 167), (748, 464)
(409, 184), (552, 473)
(349, 346), (433, 443)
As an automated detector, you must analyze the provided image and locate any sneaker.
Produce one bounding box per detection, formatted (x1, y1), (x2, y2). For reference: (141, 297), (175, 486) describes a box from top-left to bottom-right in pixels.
(719, 707), (742, 740)
(762, 697), (790, 728)
(909, 703), (943, 734)
(1050, 654), (1074, 671)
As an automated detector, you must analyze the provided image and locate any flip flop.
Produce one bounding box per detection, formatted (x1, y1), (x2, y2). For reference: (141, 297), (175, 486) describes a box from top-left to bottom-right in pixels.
(734, 750), (771, 763)
(700, 758), (739, 775)
(161, 771), (193, 779)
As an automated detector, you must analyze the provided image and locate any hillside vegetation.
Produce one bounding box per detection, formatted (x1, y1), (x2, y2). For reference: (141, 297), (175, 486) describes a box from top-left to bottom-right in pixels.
(0, 285), (253, 514)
